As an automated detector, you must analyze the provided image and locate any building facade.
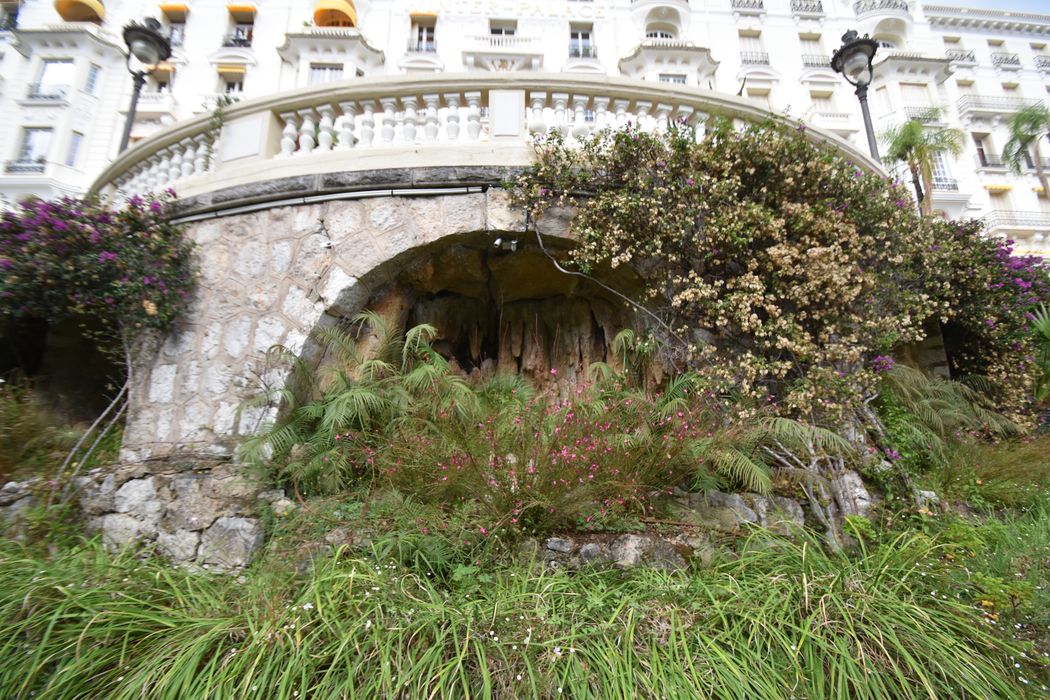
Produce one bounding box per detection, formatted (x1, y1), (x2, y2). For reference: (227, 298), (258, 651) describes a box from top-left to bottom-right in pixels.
(0, 0), (1048, 253)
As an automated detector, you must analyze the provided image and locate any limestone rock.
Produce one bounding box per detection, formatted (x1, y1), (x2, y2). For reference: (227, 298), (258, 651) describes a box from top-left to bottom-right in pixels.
(99, 513), (151, 548)
(157, 529), (201, 562)
(114, 478), (162, 524)
(610, 534), (652, 568)
(707, 491), (759, 524)
(545, 537), (574, 553)
(647, 540), (688, 572)
(199, 517), (264, 569)
(78, 474), (117, 515)
(830, 471), (873, 518)
(0, 481), (32, 506)
(577, 543), (611, 564)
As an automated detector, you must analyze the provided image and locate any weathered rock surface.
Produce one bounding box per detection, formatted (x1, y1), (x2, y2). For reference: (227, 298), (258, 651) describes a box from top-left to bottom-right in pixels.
(199, 517), (264, 568)
(830, 471), (874, 518)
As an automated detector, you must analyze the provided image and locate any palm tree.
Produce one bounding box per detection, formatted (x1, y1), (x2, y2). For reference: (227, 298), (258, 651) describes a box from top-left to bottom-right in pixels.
(882, 114), (965, 216)
(1003, 104), (1050, 199)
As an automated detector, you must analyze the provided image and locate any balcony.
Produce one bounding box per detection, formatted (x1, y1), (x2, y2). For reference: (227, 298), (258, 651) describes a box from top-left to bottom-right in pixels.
(25, 83), (70, 101)
(944, 48), (975, 64)
(222, 33), (253, 48)
(957, 95), (1043, 119)
(470, 34), (539, 51)
(741, 51), (770, 66)
(974, 153), (1006, 169)
(568, 45), (597, 59)
(407, 40), (437, 53)
(990, 52), (1021, 70)
(1036, 56), (1050, 72)
(903, 106), (940, 123)
(88, 73), (882, 209)
(4, 160), (46, 174)
(731, 0), (764, 13)
(853, 0), (909, 19)
(802, 54), (829, 68)
(133, 91), (179, 117)
(981, 211), (1050, 232)
(791, 0), (824, 17)
(931, 177), (958, 192)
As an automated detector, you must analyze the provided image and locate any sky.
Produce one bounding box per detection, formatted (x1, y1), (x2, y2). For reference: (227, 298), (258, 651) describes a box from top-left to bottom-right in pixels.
(939, 0), (1050, 13)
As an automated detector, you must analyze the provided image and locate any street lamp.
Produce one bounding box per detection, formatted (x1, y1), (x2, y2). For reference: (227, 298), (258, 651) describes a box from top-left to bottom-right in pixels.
(118, 18), (172, 153)
(831, 30), (880, 164)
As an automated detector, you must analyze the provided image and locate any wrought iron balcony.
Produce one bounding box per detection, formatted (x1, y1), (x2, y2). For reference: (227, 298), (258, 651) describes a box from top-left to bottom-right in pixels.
(26, 83), (69, 100)
(568, 45), (597, 59)
(981, 210), (1050, 230)
(731, 0), (764, 10)
(990, 52), (1021, 68)
(222, 33), (253, 48)
(791, 0), (824, 16)
(931, 177), (958, 191)
(944, 48), (975, 63)
(741, 51), (770, 65)
(1036, 56), (1050, 72)
(904, 106), (940, 122)
(407, 40), (437, 53)
(957, 95), (1043, 116)
(4, 160), (46, 174)
(853, 0), (909, 18)
(802, 54), (829, 67)
(974, 153), (1006, 169)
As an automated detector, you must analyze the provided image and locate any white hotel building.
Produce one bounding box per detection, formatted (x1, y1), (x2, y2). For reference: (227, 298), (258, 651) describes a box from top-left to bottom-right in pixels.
(0, 0), (1048, 253)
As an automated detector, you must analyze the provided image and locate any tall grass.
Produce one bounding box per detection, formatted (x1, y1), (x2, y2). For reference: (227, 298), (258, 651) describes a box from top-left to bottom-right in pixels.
(0, 526), (1041, 699)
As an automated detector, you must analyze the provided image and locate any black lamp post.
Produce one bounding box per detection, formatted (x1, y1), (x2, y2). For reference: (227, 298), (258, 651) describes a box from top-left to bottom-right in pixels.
(118, 18), (172, 153)
(831, 30), (880, 164)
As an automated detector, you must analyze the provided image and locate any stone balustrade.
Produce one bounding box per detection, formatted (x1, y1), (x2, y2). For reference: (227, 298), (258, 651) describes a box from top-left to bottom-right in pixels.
(91, 74), (883, 208)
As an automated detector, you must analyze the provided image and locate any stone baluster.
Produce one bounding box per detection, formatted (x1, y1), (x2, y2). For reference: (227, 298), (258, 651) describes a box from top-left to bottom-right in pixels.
(693, 111), (711, 141)
(278, 112), (299, 157)
(635, 101), (652, 131)
(528, 91), (547, 134)
(402, 96), (419, 143)
(655, 103), (673, 133)
(571, 94), (590, 139)
(422, 94), (440, 141)
(380, 98), (397, 143)
(465, 91), (482, 140)
(180, 140), (196, 178)
(146, 155), (162, 192)
(358, 101), (376, 148)
(297, 109), (317, 154)
(168, 148), (183, 183)
(336, 102), (358, 150)
(552, 93), (569, 136)
(158, 150), (175, 191)
(592, 96), (610, 131)
(443, 93), (461, 141)
(193, 135), (209, 174)
(613, 99), (629, 127)
(316, 105), (336, 151)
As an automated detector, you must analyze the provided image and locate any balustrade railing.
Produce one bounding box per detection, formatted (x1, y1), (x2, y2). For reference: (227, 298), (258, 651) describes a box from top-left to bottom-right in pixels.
(990, 52), (1021, 68)
(957, 95), (1043, 114)
(981, 211), (1050, 230)
(802, 54), (829, 67)
(790, 0), (824, 15)
(974, 153), (1006, 168)
(471, 34), (539, 50)
(904, 106), (939, 122)
(944, 48), (975, 63)
(931, 177), (958, 191)
(731, 0), (764, 10)
(26, 83), (69, 100)
(90, 74), (883, 201)
(408, 40), (437, 53)
(4, 161), (46, 174)
(853, 0), (909, 16)
(568, 45), (597, 59)
(1038, 56), (1050, 71)
(741, 51), (770, 65)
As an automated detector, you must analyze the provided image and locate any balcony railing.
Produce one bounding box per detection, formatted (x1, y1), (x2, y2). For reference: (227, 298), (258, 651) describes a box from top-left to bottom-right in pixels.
(990, 52), (1021, 68)
(568, 45), (597, 59)
(88, 73), (882, 205)
(25, 83), (70, 100)
(222, 33), (253, 48)
(791, 0), (824, 15)
(981, 211), (1050, 230)
(471, 34), (539, 50)
(802, 54), (829, 67)
(4, 160), (46, 174)
(853, 0), (909, 17)
(407, 40), (437, 53)
(957, 95), (1043, 115)
(904, 106), (940, 122)
(1036, 56), (1050, 71)
(0, 14), (17, 31)
(974, 153), (1006, 169)
(731, 0), (764, 10)
(931, 177), (958, 191)
(741, 51), (770, 65)
(944, 48), (975, 63)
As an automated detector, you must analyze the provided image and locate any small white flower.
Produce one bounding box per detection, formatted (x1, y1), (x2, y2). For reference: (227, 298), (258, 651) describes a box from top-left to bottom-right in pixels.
(364, 620), (372, 630)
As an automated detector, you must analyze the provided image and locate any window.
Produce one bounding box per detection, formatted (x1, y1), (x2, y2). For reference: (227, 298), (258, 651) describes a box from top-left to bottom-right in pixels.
(84, 64), (101, 95)
(226, 22), (253, 47)
(410, 16), (436, 52)
(223, 78), (244, 94)
(972, 133), (990, 167)
(150, 68), (174, 92)
(659, 74), (687, 84)
(799, 34), (822, 55)
(900, 83), (931, 106)
(65, 132), (83, 167)
(33, 59), (75, 99)
(874, 85), (891, 114)
(1001, 82), (1018, 94)
(809, 90), (835, 113)
(569, 24), (594, 58)
(739, 30), (767, 64)
(169, 22), (185, 47)
(489, 21), (516, 36)
(308, 63), (343, 85)
(956, 79), (975, 95)
(645, 26), (676, 40)
(876, 38), (896, 50)
(17, 127), (52, 164)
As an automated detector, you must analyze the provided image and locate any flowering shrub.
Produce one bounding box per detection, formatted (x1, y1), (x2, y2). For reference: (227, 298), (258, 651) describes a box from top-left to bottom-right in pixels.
(515, 121), (1049, 422)
(0, 192), (194, 348)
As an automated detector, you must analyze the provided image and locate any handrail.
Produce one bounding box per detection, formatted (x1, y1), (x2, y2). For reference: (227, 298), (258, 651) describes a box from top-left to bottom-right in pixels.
(89, 73), (885, 198)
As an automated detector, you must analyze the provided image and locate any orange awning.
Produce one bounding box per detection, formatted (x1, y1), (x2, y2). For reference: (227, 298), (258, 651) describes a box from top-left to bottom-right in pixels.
(159, 2), (189, 20)
(217, 63), (246, 76)
(226, 3), (255, 21)
(313, 0), (356, 27)
(54, 0), (104, 22)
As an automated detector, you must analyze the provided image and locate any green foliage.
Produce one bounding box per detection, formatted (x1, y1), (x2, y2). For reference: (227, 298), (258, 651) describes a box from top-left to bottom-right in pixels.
(1002, 103), (1050, 194)
(929, 434), (1050, 509)
(1034, 303), (1050, 403)
(0, 522), (1043, 699)
(881, 113), (964, 215)
(0, 380), (79, 479)
(0, 193), (195, 351)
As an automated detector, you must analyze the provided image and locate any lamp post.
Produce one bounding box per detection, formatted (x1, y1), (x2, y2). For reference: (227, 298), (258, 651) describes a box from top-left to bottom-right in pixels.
(118, 18), (172, 153)
(831, 30), (880, 164)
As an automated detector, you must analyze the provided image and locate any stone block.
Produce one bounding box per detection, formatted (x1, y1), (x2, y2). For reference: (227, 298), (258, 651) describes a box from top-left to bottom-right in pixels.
(830, 471), (873, 518)
(199, 517), (265, 568)
(100, 513), (152, 548)
(544, 537), (574, 553)
(114, 478), (162, 523)
(148, 365), (177, 404)
(156, 529), (201, 562)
